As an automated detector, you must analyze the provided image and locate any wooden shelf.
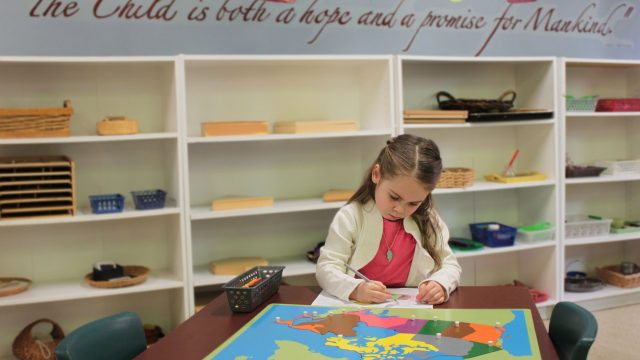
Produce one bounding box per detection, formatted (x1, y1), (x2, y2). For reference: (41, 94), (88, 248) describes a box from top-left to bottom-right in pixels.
(187, 130), (391, 144)
(404, 119), (555, 129)
(434, 179), (555, 195)
(454, 240), (556, 259)
(563, 285), (640, 303)
(0, 133), (178, 145)
(563, 232), (640, 246)
(566, 173), (640, 184)
(191, 198), (344, 220)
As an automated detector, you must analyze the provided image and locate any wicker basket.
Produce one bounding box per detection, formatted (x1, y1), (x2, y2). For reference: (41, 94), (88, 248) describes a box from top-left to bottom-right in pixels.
(437, 167), (474, 188)
(84, 265), (150, 288)
(597, 265), (640, 288)
(223, 266), (284, 313)
(0, 100), (73, 138)
(12, 319), (65, 360)
(0, 277), (32, 297)
(96, 116), (139, 135)
(437, 91), (516, 113)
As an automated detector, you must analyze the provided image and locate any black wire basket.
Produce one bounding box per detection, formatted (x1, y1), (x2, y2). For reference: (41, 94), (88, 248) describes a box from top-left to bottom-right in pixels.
(222, 266), (285, 313)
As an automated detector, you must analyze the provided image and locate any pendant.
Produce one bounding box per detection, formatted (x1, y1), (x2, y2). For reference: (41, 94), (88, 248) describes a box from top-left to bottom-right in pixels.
(386, 249), (393, 262)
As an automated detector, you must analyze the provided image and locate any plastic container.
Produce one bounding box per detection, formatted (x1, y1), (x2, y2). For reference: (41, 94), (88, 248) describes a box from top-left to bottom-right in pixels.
(131, 189), (167, 210)
(468, 222), (517, 247)
(222, 266), (284, 313)
(565, 96), (598, 112)
(594, 160), (640, 175)
(565, 215), (612, 238)
(517, 222), (555, 243)
(89, 194), (125, 214)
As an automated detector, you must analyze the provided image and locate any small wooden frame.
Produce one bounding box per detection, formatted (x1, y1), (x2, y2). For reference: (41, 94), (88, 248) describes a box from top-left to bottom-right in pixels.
(273, 120), (357, 134)
(212, 196), (274, 211)
(201, 121), (269, 137)
(97, 116), (139, 135)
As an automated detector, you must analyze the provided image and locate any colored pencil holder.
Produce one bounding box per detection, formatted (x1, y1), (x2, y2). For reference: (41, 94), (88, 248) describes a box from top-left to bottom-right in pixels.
(223, 266), (284, 313)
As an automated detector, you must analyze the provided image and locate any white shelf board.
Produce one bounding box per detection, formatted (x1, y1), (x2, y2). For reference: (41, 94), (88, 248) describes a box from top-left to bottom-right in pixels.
(454, 240), (557, 259)
(0, 271), (183, 307)
(566, 111), (640, 118)
(566, 173), (640, 184)
(191, 198), (344, 220)
(193, 257), (316, 287)
(0, 133), (178, 145)
(563, 232), (640, 246)
(187, 130), (391, 144)
(0, 206), (181, 227)
(434, 179), (556, 195)
(563, 285), (640, 303)
(404, 119), (555, 129)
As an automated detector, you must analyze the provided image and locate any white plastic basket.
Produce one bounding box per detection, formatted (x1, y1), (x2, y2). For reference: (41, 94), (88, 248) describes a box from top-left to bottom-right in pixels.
(594, 160), (640, 175)
(517, 226), (555, 243)
(565, 215), (612, 239)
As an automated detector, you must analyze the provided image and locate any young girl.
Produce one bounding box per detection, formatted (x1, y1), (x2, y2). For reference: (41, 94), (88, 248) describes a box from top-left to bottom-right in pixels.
(316, 134), (461, 304)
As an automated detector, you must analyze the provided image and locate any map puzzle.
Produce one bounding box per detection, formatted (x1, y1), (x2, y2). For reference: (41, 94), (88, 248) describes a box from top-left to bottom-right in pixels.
(207, 304), (541, 359)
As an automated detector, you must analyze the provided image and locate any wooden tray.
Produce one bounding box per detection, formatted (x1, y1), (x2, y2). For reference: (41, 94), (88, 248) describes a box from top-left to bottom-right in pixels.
(0, 277), (31, 297)
(84, 265), (150, 288)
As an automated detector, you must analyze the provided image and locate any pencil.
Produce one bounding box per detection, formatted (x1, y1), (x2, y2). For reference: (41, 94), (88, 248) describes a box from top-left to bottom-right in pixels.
(345, 263), (372, 282)
(344, 263), (398, 304)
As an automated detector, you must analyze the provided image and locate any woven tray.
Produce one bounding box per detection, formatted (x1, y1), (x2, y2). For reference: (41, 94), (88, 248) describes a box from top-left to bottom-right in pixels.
(436, 167), (474, 188)
(597, 265), (640, 288)
(437, 91), (516, 113)
(84, 265), (150, 288)
(0, 100), (73, 138)
(0, 277), (32, 297)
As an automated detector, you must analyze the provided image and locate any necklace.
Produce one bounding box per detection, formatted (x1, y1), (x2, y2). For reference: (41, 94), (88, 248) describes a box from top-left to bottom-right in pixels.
(385, 227), (401, 263)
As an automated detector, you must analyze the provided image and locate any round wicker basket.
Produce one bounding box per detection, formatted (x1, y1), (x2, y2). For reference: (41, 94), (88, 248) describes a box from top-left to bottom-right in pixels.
(84, 265), (150, 289)
(0, 277), (32, 297)
(437, 167), (475, 188)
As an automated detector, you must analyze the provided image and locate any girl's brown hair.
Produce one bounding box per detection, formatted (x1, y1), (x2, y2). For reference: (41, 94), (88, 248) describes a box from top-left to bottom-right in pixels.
(349, 134), (444, 270)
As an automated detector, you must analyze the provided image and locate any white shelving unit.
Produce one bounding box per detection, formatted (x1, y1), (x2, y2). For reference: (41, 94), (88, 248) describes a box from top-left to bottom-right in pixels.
(4, 56), (640, 356)
(397, 56), (561, 310)
(180, 56), (395, 307)
(0, 57), (188, 358)
(561, 58), (640, 310)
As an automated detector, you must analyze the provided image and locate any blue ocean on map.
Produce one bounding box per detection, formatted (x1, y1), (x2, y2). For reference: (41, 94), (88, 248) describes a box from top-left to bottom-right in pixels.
(501, 310), (532, 356)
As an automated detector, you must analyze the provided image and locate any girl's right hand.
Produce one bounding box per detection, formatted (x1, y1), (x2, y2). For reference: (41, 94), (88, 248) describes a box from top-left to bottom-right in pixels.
(349, 281), (392, 303)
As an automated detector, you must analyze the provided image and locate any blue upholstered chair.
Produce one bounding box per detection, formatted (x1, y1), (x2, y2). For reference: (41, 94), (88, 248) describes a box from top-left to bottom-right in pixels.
(55, 312), (147, 360)
(548, 301), (598, 360)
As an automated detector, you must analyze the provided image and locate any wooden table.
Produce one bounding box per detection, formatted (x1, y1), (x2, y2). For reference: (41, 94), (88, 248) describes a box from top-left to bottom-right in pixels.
(136, 285), (558, 360)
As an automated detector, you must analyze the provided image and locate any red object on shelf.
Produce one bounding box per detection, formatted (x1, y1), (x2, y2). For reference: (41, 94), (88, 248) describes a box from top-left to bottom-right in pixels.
(595, 98), (640, 112)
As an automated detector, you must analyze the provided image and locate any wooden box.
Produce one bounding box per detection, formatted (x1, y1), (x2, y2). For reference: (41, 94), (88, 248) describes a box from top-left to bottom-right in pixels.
(201, 121), (268, 137)
(322, 189), (354, 202)
(97, 116), (139, 135)
(0, 156), (76, 220)
(0, 100), (73, 138)
(209, 257), (269, 275)
(273, 120), (357, 134)
(212, 196), (274, 211)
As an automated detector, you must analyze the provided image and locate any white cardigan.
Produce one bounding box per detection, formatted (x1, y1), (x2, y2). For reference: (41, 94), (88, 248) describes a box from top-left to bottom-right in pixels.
(316, 200), (461, 301)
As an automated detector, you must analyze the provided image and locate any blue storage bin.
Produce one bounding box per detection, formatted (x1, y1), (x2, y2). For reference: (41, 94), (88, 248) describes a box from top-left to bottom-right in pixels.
(89, 194), (125, 214)
(131, 189), (166, 210)
(469, 222), (517, 247)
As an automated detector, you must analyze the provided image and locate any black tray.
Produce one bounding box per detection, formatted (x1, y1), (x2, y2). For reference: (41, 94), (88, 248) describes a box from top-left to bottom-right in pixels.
(467, 111), (554, 122)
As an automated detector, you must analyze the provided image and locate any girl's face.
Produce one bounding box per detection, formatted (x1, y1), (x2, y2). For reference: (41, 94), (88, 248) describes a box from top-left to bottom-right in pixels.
(371, 164), (430, 221)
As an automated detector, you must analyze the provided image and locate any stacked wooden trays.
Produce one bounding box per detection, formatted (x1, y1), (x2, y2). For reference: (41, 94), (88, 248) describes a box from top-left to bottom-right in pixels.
(0, 156), (76, 220)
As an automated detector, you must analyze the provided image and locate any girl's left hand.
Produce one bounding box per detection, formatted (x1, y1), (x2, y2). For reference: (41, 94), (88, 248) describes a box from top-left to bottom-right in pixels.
(417, 281), (446, 305)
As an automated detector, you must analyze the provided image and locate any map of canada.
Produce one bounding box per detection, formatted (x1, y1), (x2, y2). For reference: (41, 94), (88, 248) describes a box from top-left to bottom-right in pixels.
(207, 304), (540, 359)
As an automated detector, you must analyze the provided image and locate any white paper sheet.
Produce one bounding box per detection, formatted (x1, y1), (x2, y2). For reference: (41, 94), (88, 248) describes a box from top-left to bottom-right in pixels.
(311, 288), (433, 309)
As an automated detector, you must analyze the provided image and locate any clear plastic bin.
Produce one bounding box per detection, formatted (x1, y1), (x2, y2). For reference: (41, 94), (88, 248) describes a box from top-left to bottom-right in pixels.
(517, 223), (555, 243)
(565, 215), (612, 239)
